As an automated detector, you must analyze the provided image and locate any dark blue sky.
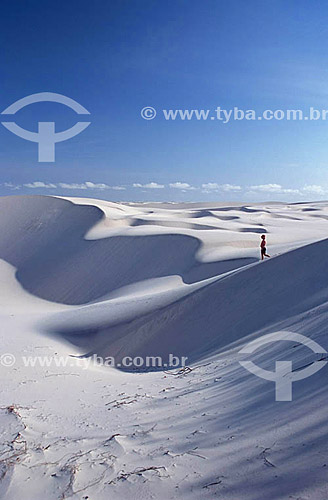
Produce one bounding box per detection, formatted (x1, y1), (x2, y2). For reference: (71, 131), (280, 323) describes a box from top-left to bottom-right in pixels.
(1, 0), (328, 201)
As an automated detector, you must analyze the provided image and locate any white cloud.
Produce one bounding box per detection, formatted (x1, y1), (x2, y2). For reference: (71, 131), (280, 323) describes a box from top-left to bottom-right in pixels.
(250, 183), (299, 194)
(283, 188), (301, 194)
(202, 183), (241, 192)
(3, 182), (20, 190)
(58, 182), (122, 190)
(169, 182), (195, 190)
(5, 179), (316, 199)
(133, 182), (165, 189)
(5, 181), (126, 191)
(250, 183), (283, 192)
(84, 181), (110, 190)
(24, 181), (56, 189)
(58, 183), (88, 190)
(302, 184), (327, 195)
(202, 183), (220, 190)
(220, 183), (242, 192)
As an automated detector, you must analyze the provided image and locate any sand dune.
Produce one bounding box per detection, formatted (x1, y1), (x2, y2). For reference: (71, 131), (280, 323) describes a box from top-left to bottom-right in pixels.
(0, 196), (257, 304)
(1, 195), (328, 499)
(45, 237), (328, 368)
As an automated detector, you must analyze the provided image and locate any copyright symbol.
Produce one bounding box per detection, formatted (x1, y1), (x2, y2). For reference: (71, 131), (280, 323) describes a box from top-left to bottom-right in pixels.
(141, 106), (157, 120)
(0, 353), (16, 367)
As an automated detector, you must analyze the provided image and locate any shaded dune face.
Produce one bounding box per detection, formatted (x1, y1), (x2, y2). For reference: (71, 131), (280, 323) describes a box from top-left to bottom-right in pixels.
(0, 196), (255, 305)
(48, 237), (328, 369)
(189, 210), (240, 220)
(131, 217), (221, 230)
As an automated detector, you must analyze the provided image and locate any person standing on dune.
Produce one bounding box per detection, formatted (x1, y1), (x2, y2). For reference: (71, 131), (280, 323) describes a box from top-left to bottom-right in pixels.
(260, 234), (270, 260)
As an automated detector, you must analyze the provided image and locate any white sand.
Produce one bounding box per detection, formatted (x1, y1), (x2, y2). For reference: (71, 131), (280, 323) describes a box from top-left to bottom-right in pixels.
(1, 194), (328, 499)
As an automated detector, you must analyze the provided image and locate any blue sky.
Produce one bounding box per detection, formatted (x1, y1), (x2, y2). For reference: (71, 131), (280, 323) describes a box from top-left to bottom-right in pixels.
(1, 0), (328, 201)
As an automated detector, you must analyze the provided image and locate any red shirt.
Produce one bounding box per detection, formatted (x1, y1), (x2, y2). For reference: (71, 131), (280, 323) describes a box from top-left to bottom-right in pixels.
(261, 239), (266, 248)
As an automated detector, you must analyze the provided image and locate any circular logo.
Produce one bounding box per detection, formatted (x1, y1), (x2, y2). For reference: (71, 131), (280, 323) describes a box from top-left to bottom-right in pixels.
(141, 106), (157, 120)
(0, 353), (16, 367)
